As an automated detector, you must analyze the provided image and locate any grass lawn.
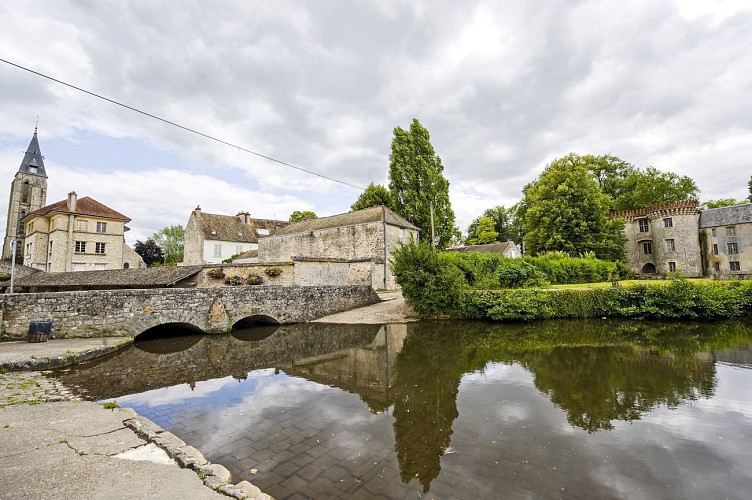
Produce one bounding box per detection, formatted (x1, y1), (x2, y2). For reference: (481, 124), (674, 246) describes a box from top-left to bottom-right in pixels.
(549, 278), (715, 289)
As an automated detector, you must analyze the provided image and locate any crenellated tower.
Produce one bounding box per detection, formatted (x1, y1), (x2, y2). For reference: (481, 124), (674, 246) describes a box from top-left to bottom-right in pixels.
(3, 127), (48, 263)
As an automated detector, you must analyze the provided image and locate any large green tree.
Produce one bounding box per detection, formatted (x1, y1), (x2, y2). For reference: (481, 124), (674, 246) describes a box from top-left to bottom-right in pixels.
(466, 217), (499, 245)
(612, 166), (699, 211)
(134, 238), (164, 267)
(465, 205), (517, 244)
(520, 154), (625, 260)
(288, 210), (318, 223)
(585, 154), (637, 206)
(388, 118), (458, 249)
(700, 198), (742, 210)
(152, 225), (184, 265)
(351, 183), (393, 211)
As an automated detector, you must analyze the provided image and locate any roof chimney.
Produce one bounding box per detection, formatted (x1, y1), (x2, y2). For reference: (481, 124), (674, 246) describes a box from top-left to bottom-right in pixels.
(194, 205), (202, 217)
(236, 211), (250, 224)
(67, 192), (77, 212)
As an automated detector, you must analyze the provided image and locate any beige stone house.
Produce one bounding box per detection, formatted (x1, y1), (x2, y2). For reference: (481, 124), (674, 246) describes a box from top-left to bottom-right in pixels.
(22, 192), (144, 272)
(612, 200), (703, 277)
(699, 203), (752, 276)
(182, 207), (288, 265)
(258, 205), (419, 289)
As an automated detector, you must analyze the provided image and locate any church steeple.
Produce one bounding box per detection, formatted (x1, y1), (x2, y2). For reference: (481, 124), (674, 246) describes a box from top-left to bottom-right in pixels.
(17, 126), (47, 178)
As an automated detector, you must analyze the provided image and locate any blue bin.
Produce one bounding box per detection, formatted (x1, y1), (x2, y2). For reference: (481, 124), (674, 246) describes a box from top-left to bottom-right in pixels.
(28, 320), (53, 343)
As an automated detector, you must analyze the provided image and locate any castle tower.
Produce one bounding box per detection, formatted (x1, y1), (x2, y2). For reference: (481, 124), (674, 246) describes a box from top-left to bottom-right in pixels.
(3, 127), (48, 262)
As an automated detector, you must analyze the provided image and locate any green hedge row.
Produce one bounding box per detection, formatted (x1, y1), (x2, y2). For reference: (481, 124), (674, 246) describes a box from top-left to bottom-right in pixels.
(458, 280), (752, 321)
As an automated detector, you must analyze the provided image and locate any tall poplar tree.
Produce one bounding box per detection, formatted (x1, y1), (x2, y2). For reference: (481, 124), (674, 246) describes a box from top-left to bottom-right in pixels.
(388, 119), (458, 249)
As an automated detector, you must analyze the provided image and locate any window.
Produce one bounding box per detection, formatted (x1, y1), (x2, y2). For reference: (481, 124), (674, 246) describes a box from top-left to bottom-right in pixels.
(94, 263), (106, 270)
(665, 239), (675, 252)
(75, 241), (86, 253)
(638, 219), (649, 232)
(213, 244), (222, 258)
(48, 241), (53, 254)
(713, 244), (719, 256)
(727, 242), (739, 254)
(73, 263), (86, 271)
(711, 228), (717, 237)
(714, 262), (720, 272)
(21, 181), (29, 203)
(123, 262), (130, 270)
(730, 262), (741, 272)
(76, 220), (88, 231)
(236, 245), (244, 255)
(642, 241), (652, 255)
(95, 242), (106, 254)
(668, 262), (676, 272)
(96, 222), (107, 233)
(726, 226), (736, 236)
(663, 217), (673, 228)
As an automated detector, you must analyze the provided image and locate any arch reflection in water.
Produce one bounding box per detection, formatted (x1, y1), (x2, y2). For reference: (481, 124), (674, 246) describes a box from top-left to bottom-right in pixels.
(134, 323), (204, 354)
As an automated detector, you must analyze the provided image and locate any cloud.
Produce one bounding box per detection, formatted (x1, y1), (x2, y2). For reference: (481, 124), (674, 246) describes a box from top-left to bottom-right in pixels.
(1, 0), (751, 240)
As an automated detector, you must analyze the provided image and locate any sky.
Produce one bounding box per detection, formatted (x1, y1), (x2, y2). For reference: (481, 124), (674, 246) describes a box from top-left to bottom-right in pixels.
(1, 0), (751, 245)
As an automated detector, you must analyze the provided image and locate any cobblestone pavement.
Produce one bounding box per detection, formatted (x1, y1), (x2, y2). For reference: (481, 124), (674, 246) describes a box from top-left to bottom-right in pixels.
(0, 370), (80, 406)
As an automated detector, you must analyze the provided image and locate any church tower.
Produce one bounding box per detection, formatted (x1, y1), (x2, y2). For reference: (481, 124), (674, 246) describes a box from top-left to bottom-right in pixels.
(3, 127), (48, 263)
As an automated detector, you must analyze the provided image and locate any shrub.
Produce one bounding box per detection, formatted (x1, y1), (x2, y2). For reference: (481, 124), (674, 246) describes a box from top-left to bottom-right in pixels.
(497, 262), (548, 288)
(223, 275), (244, 286)
(391, 241), (466, 316)
(207, 268), (225, 279)
(0, 272), (11, 281)
(245, 274), (264, 285)
(264, 267), (282, 277)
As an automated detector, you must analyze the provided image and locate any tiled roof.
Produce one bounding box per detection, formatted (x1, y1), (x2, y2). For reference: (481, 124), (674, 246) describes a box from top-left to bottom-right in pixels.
(699, 203), (752, 228)
(446, 242), (518, 254)
(26, 196), (130, 221)
(273, 206), (419, 236)
(17, 129), (47, 178)
(16, 266), (202, 288)
(194, 213), (288, 243)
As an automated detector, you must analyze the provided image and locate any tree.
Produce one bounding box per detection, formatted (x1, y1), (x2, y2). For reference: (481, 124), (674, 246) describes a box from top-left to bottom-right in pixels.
(351, 183), (393, 211)
(521, 154), (626, 261)
(466, 217), (499, 245)
(612, 166), (699, 211)
(134, 238), (164, 267)
(465, 205), (517, 244)
(152, 225), (184, 265)
(748, 175), (752, 202)
(585, 154), (637, 208)
(289, 210), (318, 223)
(388, 118), (459, 249)
(700, 198), (742, 210)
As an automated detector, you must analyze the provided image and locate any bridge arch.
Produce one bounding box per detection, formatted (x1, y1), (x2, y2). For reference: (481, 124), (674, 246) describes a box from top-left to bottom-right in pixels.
(133, 321), (205, 339)
(232, 315), (280, 330)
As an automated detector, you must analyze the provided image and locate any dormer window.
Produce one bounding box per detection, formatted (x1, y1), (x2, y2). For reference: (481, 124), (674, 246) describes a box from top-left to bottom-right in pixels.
(257, 228), (269, 236)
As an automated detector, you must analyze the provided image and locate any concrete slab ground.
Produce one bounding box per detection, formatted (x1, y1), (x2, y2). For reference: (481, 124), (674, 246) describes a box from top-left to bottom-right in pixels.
(313, 292), (418, 324)
(0, 402), (229, 500)
(0, 337), (132, 372)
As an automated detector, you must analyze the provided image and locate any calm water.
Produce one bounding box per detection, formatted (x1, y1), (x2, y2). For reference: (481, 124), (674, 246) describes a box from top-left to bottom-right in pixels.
(54, 320), (752, 499)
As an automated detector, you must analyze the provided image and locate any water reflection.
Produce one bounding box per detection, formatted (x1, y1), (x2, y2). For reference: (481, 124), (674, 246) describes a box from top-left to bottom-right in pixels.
(52, 319), (752, 498)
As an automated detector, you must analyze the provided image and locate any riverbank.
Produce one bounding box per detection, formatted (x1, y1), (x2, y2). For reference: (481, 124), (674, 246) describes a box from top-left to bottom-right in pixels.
(0, 336), (132, 372)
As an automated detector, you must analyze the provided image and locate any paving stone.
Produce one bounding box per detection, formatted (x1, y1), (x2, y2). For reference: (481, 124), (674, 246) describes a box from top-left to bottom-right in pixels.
(297, 463), (323, 482)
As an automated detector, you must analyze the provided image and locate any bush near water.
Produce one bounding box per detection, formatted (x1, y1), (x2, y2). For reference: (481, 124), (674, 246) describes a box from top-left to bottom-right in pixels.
(391, 242), (752, 320)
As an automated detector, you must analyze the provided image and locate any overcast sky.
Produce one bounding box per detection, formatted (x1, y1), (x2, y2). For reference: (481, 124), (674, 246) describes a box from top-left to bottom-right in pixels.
(1, 0), (750, 245)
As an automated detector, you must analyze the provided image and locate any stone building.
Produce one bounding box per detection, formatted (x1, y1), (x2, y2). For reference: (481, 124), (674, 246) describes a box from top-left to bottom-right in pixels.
(2, 128), (48, 263)
(258, 205), (419, 289)
(612, 200), (703, 277)
(699, 203), (752, 276)
(22, 192), (143, 272)
(182, 207), (288, 265)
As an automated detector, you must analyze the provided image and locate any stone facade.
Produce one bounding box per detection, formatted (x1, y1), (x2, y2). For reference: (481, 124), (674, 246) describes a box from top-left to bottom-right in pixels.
(22, 192), (140, 272)
(0, 285), (380, 339)
(3, 129), (48, 263)
(182, 207), (287, 265)
(259, 206), (419, 290)
(699, 203), (752, 276)
(613, 201), (703, 277)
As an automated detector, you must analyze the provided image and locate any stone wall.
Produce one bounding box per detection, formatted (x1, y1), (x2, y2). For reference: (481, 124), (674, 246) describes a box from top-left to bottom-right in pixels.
(0, 285), (380, 339)
(196, 263), (295, 288)
(702, 221), (752, 276)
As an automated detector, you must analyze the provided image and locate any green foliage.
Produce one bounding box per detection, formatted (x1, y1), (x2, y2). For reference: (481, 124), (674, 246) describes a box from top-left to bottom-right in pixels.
(457, 280), (752, 322)
(611, 166), (699, 211)
(391, 241), (466, 316)
(466, 205), (518, 244)
(245, 274), (264, 285)
(134, 238), (164, 267)
(497, 262), (548, 288)
(263, 266), (283, 277)
(222, 252), (244, 263)
(152, 225), (185, 264)
(223, 275), (244, 286)
(748, 175), (752, 202)
(466, 217), (499, 245)
(289, 210), (318, 223)
(700, 198), (743, 210)
(0, 272), (11, 281)
(388, 118), (459, 249)
(351, 183), (393, 211)
(586, 154), (637, 205)
(520, 154), (625, 261)
(207, 268), (225, 279)
(100, 401), (119, 409)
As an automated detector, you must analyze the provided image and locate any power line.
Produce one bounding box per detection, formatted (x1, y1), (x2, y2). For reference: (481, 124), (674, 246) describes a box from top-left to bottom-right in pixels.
(0, 56), (366, 191)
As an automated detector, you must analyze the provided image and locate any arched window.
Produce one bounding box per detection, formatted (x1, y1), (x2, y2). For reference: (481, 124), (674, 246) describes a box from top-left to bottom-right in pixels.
(17, 211), (26, 236)
(642, 263), (656, 274)
(21, 181), (30, 203)
(123, 262), (130, 269)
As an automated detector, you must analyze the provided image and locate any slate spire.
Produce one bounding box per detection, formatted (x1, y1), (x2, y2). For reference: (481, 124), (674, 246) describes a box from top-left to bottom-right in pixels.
(18, 126), (47, 178)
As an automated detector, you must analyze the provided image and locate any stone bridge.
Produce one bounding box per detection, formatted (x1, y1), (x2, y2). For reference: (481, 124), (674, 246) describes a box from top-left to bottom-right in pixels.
(0, 285), (379, 339)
